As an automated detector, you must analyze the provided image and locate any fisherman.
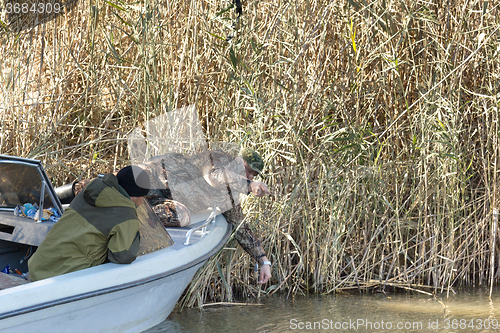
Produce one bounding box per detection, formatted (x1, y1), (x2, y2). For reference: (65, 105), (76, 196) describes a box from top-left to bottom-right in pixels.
(139, 148), (272, 284)
(28, 166), (150, 281)
(65, 148), (273, 284)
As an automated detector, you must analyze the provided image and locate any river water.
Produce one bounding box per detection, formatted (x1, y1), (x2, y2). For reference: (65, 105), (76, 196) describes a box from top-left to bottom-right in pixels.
(144, 289), (500, 332)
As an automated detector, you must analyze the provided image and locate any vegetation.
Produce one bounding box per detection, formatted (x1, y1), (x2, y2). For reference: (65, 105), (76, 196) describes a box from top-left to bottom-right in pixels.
(1, 0), (500, 306)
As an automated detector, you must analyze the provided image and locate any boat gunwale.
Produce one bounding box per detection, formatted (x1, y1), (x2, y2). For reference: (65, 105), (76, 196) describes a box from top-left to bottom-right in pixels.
(0, 220), (232, 321)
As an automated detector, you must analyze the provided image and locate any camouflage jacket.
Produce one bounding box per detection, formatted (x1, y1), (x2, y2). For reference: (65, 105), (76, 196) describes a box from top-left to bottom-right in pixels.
(140, 151), (266, 262)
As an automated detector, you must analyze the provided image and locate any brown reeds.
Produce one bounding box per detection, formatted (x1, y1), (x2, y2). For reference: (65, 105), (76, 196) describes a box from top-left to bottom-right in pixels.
(1, 0), (500, 306)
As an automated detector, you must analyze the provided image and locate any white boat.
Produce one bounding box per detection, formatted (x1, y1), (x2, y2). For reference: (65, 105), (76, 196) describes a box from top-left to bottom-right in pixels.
(0, 154), (231, 332)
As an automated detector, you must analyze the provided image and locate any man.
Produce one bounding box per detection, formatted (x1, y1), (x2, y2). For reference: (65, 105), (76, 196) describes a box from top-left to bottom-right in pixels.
(63, 148), (273, 284)
(28, 166), (150, 281)
(140, 148), (272, 284)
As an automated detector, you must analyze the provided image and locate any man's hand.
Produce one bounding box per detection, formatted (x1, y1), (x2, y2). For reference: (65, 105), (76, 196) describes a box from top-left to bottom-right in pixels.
(259, 257), (272, 284)
(250, 181), (271, 197)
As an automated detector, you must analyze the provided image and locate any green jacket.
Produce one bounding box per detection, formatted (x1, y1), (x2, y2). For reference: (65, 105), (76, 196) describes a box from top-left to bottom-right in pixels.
(28, 174), (140, 281)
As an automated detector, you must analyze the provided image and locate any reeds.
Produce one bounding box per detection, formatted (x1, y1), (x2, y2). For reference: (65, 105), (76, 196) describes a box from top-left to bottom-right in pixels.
(1, 0), (500, 306)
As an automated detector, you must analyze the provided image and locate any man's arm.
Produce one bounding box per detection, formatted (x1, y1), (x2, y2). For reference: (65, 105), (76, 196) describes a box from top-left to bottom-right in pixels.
(107, 219), (141, 264)
(194, 151), (249, 194)
(222, 204), (271, 284)
(210, 165), (249, 194)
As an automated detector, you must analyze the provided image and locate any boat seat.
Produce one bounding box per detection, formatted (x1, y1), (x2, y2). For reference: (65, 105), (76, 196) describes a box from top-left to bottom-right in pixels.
(0, 272), (29, 290)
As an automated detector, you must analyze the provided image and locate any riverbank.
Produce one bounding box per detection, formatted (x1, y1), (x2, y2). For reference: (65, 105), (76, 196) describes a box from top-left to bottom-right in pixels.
(1, 0), (499, 305)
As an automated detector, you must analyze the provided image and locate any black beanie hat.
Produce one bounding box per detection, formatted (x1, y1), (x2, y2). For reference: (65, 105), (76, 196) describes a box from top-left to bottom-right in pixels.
(116, 165), (150, 197)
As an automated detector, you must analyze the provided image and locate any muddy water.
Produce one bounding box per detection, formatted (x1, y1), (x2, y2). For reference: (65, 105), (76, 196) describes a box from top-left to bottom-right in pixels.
(144, 289), (500, 332)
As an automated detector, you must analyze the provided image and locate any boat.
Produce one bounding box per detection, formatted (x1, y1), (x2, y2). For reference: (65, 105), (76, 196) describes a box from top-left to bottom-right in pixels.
(0, 154), (232, 332)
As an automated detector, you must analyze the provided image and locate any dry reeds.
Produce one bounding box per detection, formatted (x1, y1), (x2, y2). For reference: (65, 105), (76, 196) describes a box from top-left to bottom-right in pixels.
(1, 0), (500, 306)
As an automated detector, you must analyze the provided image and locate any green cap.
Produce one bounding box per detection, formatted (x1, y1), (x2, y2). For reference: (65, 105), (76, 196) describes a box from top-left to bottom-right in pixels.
(239, 148), (264, 175)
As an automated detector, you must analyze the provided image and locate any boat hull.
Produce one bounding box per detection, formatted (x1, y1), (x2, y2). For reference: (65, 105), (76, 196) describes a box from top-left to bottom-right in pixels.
(1, 263), (202, 333)
(0, 213), (231, 333)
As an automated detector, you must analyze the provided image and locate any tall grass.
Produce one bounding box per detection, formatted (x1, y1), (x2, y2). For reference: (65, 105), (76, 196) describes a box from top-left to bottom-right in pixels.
(1, 0), (500, 306)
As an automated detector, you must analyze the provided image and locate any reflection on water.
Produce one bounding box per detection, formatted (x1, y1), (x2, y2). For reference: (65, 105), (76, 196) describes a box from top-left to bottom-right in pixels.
(144, 289), (500, 332)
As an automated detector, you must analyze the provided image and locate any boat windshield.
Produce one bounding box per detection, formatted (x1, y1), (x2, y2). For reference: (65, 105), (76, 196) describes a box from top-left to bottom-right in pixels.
(0, 162), (57, 211)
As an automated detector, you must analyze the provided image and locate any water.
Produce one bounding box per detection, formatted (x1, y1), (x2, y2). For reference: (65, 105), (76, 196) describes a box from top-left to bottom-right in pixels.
(144, 289), (500, 332)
